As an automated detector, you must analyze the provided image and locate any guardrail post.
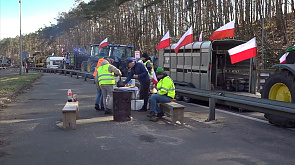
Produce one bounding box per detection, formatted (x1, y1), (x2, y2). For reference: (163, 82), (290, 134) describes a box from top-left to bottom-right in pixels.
(208, 97), (216, 121)
(84, 74), (87, 81)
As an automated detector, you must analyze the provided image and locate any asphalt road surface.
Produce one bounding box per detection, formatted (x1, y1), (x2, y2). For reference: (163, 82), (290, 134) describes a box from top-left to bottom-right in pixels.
(0, 73), (294, 165)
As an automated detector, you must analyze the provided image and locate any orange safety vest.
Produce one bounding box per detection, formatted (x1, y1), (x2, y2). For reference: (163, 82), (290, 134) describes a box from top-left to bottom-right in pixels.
(92, 58), (105, 77)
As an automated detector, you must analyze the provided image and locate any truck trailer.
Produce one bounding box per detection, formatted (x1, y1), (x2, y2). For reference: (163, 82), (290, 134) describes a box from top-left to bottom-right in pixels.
(158, 39), (295, 127)
(158, 40), (257, 102)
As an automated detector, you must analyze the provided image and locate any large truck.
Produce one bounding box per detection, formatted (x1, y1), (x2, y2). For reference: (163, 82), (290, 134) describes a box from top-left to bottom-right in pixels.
(64, 51), (88, 70)
(46, 56), (64, 69)
(81, 44), (134, 77)
(158, 40), (257, 102)
(0, 55), (11, 67)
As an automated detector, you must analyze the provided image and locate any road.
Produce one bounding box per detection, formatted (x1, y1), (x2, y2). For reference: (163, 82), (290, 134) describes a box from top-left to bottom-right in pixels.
(0, 72), (295, 165)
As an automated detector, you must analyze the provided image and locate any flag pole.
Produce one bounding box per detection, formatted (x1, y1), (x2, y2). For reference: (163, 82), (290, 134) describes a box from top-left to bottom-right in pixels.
(183, 45), (185, 82)
(191, 42), (195, 83)
(169, 46), (172, 77)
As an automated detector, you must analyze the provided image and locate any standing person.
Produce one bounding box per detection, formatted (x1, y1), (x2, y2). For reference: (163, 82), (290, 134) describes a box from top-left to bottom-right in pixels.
(141, 53), (154, 78)
(124, 58), (151, 112)
(97, 60), (122, 114)
(147, 67), (175, 118)
(94, 58), (105, 111)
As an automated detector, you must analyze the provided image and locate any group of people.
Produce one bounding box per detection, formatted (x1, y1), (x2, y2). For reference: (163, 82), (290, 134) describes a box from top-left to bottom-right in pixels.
(93, 53), (175, 119)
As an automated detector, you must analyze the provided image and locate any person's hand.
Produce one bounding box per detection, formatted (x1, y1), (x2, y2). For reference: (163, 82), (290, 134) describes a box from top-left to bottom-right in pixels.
(134, 75), (138, 79)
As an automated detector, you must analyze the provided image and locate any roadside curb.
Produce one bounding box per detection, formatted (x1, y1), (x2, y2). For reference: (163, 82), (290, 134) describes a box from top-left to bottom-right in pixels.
(0, 74), (43, 110)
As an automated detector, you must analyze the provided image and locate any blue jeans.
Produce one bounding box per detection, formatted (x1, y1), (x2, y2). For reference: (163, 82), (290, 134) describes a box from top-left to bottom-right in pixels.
(95, 88), (104, 107)
(148, 94), (172, 113)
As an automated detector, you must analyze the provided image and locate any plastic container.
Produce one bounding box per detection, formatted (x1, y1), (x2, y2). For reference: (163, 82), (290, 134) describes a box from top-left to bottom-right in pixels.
(67, 89), (72, 102)
(131, 100), (144, 110)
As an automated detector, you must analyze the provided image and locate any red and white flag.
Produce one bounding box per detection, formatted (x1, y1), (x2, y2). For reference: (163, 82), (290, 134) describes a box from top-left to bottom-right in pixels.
(210, 20), (235, 41)
(99, 38), (108, 49)
(199, 31), (203, 41)
(174, 26), (193, 54)
(228, 37), (257, 64)
(61, 48), (65, 54)
(152, 69), (158, 85)
(52, 52), (55, 56)
(279, 52), (289, 64)
(156, 31), (171, 50)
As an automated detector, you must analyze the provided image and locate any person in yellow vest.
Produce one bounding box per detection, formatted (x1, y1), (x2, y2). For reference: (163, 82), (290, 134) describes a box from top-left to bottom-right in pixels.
(96, 59), (122, 114)
(147, 67), (175, 118)
(94, 58), (105, 111)
(142, 53), (154, 79)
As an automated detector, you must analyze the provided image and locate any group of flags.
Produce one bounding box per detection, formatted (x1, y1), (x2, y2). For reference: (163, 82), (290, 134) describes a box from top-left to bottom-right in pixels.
(96, 20), (259, 84)
(156, 20), (257, 64)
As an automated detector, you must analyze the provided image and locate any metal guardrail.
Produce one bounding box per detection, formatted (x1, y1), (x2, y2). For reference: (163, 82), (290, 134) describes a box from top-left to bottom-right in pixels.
(176, 86), (295, 121)
(31, 67), (295, 121)
(30, 67), (95, 82)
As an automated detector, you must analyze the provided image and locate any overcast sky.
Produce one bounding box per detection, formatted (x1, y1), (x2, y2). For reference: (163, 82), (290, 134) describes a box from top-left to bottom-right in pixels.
(0, 0), (91, 40)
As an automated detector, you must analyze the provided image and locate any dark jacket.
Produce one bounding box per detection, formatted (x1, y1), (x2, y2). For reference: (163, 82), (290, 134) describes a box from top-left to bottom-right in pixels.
(124, 62), (150, 84)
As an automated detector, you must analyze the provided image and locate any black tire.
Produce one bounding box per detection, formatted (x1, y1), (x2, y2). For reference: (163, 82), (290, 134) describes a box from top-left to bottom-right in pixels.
(87, 58), (98, 73)
(175, 94), (183, 101)
(81, 61), (87, 72)
(261, 69), (295, 127)
(183, 96), (191, 103)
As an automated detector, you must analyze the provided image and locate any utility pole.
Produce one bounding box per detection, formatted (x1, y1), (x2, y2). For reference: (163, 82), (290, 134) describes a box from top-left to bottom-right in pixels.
(261, 0), (265, 69)
(19, 0), (23, 75)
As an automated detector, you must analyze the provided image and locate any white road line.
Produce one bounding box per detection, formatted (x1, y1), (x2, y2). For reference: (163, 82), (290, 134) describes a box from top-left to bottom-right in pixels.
(182, 102), (295, 131)
(182, 102), (269, 124)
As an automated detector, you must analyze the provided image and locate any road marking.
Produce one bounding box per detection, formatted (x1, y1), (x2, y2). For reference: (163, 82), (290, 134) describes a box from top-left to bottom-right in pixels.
(182, 102), (268, 124)
(182, 102), (295, 131)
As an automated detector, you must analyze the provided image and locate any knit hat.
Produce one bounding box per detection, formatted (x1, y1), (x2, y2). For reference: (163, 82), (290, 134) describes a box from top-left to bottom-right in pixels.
(141, 53), (149, 59)
(156, 67), (164, 73)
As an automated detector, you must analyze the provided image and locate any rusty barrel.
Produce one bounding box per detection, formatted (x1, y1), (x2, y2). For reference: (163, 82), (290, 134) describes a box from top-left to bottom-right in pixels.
(113, 90), (132, 122)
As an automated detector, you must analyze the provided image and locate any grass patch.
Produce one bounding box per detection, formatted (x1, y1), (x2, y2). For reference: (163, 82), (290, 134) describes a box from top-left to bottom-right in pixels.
(0, 73), (41, 96)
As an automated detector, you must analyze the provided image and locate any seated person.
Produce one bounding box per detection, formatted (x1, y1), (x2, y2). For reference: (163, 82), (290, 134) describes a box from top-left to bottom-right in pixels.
(147, 67), (175, 118)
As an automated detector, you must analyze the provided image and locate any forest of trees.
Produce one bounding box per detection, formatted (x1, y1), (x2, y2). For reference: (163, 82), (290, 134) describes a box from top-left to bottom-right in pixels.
(0, 0), (295, 68)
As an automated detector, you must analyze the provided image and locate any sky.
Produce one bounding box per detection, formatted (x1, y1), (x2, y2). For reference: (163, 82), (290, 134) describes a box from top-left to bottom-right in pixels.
(0, 0), (91, 40)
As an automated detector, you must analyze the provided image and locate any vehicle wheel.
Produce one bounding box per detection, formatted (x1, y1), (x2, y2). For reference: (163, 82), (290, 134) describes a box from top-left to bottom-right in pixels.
(87, 58), (97, 73)
(261, 70), (295, 127)
(175, 94), (183, 101)
(183, 96), (191, 103)
(81, 61), (87, 72)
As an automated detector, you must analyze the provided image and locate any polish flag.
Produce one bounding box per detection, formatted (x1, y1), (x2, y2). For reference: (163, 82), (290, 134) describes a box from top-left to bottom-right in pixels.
(279, 52), (289, 64)
(52, 52), (55, 56)
(174, 26), (193, 54)
(199, 31), (203, 41)
(152, 69), (158, 85)
(99, 38), (108, 49)
(61, 48), (65, 54)
(228, 37), (257, 64)
(210, 20), (235, 41)
(157, 31), (171, 50)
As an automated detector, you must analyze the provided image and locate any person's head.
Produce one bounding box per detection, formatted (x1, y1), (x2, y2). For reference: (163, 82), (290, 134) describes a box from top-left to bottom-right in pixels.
(127, 58), (136, 68)
(108, 56), (115, 64)
(141, 53), (149, 61)
(156, 67), (166, 79)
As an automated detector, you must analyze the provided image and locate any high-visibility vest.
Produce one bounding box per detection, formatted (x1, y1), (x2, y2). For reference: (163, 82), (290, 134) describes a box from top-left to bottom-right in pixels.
(97, 64), (115, 85)
(93, 58), (105, 77)
(157, 76), (175, 99)
(144, 60), (154, 78)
